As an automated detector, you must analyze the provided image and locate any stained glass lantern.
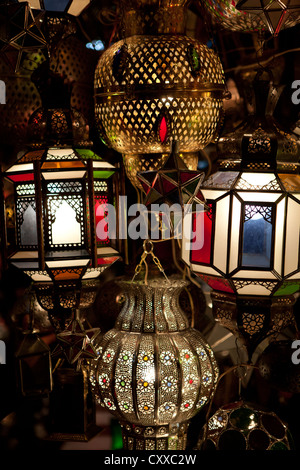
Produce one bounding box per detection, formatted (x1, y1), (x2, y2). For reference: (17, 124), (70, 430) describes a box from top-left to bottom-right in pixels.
(94, 0), (225, 186)
(181, 73), (300, 358)
(236, 0), (300, 36)
(24, 0), (91, 17)
(89, 278), (219, 451)
(1, 74), (120, 332)
(196, 401), (294, 450)
(199, 0), (300, 34)
(0, 1), (47, 73)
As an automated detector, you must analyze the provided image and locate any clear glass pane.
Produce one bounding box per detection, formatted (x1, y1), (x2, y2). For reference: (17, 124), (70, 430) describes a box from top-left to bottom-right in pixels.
(242, 205), (273, 268)
(20, 203), (38, 246)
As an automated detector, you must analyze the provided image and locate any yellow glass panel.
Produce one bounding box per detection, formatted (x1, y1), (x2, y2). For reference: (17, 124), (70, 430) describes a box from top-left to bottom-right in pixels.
(278, 174), (300, 192)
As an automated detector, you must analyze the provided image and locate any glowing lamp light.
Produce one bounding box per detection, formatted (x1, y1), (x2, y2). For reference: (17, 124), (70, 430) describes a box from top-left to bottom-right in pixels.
(1, 75), (120, 330)
(181, 74), (300, 358)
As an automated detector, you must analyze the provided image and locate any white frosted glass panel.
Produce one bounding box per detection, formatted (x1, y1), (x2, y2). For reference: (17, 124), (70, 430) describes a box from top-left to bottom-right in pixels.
(232, 270), (276, 279)
(51, 200), (81, 245)
(42, 171), (86, 180)
(229, 196), (241, 273)
(286, 272), (300, 280)
(191, 264), (219, 275)
(236, 172), (277, 189)
(274, 198), (285, 275)
(237, 192), (280, 203)
(97, 247), (119, 255)
(46, 259), (89, 268)
(202, 190), (226, 201)
(235, 284), (272, 295)
(7, 163), (33, 173)
(68, 0), (89, 15)
(93, 161), (115, 169)
(47, 148), (74, 158)
(213, 196), (230, 273)
(30, 273), (52, 282)
(11, 251), (38, 259)
(284, 198), (300, 276)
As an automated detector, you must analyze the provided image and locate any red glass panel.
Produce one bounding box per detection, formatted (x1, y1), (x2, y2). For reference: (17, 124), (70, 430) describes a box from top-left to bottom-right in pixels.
(161, 177), (177, 194)
(95, 197), (109, 243)
(190, 205), (213, 265)
(180, 171), (199, 184)
(208, 278), (234, 293)
(8, 173), (34, 182)
(159, 116), (168, 144)
(97, 256), (119, 266)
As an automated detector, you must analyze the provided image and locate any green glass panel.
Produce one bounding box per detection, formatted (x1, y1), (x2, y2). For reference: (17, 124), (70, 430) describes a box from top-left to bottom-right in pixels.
(274, 283), (300, 296)
(93, 170), (115, 179)
(76, 149), (103, 161)
(229, 408), (258, 431)
(270, 442), (288, 450)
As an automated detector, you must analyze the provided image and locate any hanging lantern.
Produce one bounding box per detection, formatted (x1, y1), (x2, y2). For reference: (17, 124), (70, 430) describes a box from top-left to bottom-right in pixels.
(94, 0), (225, 186)
(123, 152), (199, 191)
(199, 0), (300, 34)
(0, 1), (47, 73)
(89, 276), (219, 451)
(181, 72), (300, 358)
(15, 330), (52, 397)
(48, 366), (99, 442)
(196, 401), (294, 450)
(236, 0), (300, 36)
(1, 72), (120, 332)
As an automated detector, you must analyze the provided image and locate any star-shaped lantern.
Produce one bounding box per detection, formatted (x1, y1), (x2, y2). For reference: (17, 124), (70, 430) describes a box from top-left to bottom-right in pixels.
(0, 1), (47, 72)
(236, 0), (300, 36)
(137, 142), (207, 211)
(52, 315), (101, 365)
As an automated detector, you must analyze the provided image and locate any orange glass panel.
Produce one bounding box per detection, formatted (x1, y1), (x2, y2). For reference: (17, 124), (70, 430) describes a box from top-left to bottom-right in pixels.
(41, 161), (85, 169)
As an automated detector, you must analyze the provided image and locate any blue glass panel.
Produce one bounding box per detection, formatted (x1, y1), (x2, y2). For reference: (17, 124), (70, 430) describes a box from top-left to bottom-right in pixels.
(242, 205), (273, 268)
(43, 0), (70, 12)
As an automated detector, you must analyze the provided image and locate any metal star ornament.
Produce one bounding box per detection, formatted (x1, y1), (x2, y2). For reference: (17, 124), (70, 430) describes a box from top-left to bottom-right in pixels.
(52, 317), (100, 365)
(236, 0), (300, 36)
(137, 142), (208, 212)
(0, 1), (47, 72)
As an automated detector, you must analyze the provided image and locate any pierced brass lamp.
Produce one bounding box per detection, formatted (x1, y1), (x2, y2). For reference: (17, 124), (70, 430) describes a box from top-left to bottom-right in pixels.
(94, 0), (225, 187)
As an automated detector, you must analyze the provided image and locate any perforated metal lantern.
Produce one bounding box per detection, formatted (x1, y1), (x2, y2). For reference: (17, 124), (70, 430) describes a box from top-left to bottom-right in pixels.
(181, 75), (300, 358)
(197, 401), (294, 450)
(89, 278), (218, 451)
(1, 77), (120, 331)
(94, 0), (225, 163)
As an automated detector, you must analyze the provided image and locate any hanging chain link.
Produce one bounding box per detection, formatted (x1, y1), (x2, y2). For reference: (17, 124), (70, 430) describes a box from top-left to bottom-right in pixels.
(131, 240), (170, 284)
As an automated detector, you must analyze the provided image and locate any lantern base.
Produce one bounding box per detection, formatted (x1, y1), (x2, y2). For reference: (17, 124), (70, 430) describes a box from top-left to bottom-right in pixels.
(120, 421), (189, 451)
(211, 291), (296, 359)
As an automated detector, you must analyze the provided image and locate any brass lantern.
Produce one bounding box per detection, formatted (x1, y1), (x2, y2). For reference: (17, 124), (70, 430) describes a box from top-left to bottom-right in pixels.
(89, 278), (218, 451)
(1, 73), (120, 332)
(181, 73), (300, 358)
(94, 0), (225, 187)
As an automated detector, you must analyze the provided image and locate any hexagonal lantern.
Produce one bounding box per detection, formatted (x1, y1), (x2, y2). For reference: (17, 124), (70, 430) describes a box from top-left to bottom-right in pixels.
(1, 74), (120, 331)
(181, 74), (300, 357)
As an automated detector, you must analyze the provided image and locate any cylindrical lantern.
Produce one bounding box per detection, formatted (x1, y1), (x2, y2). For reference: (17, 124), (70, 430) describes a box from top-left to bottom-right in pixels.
(89, 278), (218, 451)
(196, 401), (294, 450)
(181, 73), (300, 358)
(94, 0), (225, 186)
